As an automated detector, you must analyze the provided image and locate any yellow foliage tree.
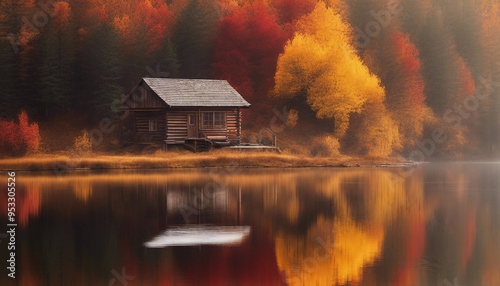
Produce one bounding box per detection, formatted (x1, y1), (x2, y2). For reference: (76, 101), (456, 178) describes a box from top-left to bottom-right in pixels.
(354, 101), (402, 157)
(274, 2), (399, 155)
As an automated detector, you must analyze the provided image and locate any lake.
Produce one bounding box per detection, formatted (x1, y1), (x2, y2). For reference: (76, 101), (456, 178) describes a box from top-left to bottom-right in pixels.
(1, 163), (499, 285)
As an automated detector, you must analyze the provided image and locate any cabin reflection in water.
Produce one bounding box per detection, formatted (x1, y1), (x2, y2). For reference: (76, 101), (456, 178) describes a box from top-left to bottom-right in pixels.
(166, 189), (229, 214)
(144, 225), (251, 247)
(0, 165), (499, 286)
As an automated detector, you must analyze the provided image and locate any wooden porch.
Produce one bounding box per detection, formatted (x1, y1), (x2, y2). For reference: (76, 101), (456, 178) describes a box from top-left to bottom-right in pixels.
(178, 128), (281, 153)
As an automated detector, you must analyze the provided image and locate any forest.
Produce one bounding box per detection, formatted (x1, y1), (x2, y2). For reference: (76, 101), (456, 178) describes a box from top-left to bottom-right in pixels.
(0, 0), (499, 159)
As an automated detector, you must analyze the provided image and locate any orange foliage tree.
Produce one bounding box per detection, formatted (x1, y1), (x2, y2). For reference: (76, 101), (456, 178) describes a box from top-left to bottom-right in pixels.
(111, 0), (174, 56)
(84, 0), (174, 86)
(387, 32), (429, 150)
(0, 111), (40, 156)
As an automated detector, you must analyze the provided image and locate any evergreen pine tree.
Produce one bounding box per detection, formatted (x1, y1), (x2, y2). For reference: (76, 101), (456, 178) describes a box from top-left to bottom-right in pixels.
(0, 0), (22, 117)
(417, 10), (460, 115)
(156, 37), (180, 78)
(38, 3), (76, 117)
(81, 22), (123, 118)
(173, 0), (218, 78)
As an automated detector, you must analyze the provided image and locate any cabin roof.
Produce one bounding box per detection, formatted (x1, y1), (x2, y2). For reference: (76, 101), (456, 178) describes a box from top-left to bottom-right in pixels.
(141, 78), (251, 108)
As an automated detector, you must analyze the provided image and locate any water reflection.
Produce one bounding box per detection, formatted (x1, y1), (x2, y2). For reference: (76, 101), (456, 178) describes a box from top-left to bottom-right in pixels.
(0, 164), (498, 285)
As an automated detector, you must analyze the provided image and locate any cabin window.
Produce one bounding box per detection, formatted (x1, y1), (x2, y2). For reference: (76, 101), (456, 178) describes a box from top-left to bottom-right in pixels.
(188, 114), (195, 125)
(149, 120), (157, 132)
(202, 112), (225, 130)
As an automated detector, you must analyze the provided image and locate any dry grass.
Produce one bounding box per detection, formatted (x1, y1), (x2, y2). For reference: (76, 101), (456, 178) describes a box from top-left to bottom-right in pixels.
(3, 118), (410, 171)
(0, 149), (409, 171)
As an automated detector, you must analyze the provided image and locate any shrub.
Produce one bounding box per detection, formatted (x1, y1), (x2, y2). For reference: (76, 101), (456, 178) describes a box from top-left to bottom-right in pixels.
(287, 109), (299, 127)
(0, 111), (40, 156)
(352, 101), (401, 157)
(73, 131), (92, 155)
(310, 135), (341, 157)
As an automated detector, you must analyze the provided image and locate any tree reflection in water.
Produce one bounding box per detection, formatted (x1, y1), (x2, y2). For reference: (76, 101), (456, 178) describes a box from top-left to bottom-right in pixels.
(0, 164), (498, 285)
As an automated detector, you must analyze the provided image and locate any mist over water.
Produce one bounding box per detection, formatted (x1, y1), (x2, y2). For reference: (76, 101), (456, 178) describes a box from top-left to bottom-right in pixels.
(0, 163), (499, 285)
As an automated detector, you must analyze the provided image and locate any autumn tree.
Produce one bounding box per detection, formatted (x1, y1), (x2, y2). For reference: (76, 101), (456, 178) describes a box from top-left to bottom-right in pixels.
(0, 0), (497, 158)
(274, 2), (400, 156)
(112, 0), (174, 86)
(368, 31), (430, 151)
(480, 0), (500, 153)
(212, 1), (287, 124)
(437, 0), (483, 74)
(270, 0), (317, 25)
(414, 5), (479, 157)
(0, 110), (40, 155)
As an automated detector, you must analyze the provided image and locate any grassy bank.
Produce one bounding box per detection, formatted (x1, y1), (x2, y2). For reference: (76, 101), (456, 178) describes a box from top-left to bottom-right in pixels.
(0, 150), (411, 171)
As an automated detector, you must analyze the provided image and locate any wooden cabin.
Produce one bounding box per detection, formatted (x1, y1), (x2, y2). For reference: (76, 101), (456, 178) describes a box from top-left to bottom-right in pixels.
(124, 78), (250, 150)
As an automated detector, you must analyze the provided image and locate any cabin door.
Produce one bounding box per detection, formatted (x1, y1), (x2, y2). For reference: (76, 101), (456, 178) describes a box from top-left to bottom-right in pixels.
(187, 114), (198, 138)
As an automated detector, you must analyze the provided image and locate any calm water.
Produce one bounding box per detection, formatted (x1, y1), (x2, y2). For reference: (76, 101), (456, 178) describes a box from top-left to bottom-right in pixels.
(1, 163), (499, 285)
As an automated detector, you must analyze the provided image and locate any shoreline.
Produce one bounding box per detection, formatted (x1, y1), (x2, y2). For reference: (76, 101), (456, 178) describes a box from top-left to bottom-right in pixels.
(0, 152), (413, 172)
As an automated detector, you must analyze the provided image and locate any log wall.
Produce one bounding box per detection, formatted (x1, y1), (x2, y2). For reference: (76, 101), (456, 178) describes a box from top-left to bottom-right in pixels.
(166, 111), (189, 144)
(134, 110), (166, 142)
(226, 109), (239, 140)
(133, 108), (242, 144)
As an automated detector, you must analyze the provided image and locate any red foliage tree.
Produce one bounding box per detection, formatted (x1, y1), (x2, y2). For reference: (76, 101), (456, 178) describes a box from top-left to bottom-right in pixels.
(138, 0), (174, 55)
(459, 58), (476, 97)
(212, 1), (288, 125)
(271, 0), (317, 25)
(0, 111), (40, 156)
(391, 32), (425, 109)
